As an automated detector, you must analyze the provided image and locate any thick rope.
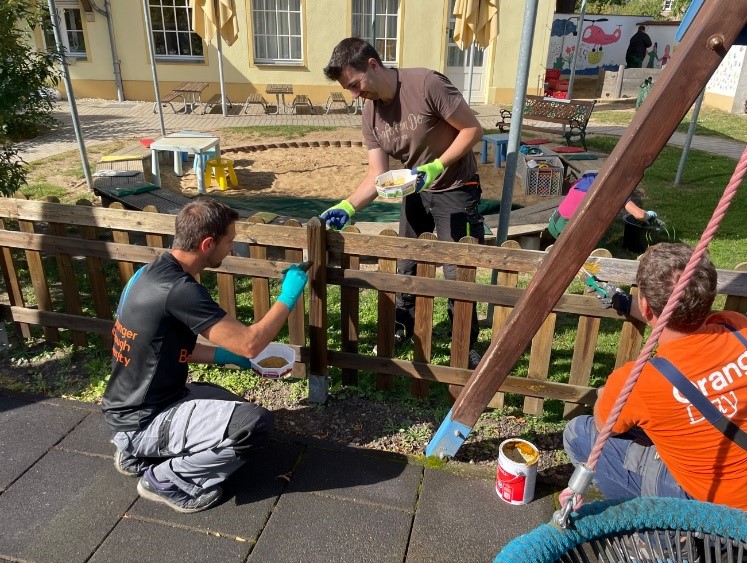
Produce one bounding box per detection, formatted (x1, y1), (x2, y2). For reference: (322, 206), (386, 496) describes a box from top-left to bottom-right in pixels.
(588, 143), (747, 470)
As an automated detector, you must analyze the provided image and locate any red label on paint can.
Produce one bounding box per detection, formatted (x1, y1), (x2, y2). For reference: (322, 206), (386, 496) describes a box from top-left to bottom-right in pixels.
(496, 464), (526, 503)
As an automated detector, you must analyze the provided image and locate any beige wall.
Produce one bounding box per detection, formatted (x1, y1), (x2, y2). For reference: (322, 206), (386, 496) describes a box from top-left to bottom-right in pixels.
(50, 0), (556, 106)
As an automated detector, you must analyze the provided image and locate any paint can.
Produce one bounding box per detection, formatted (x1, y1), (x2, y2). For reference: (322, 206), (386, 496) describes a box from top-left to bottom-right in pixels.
(495, 438), (540, 505)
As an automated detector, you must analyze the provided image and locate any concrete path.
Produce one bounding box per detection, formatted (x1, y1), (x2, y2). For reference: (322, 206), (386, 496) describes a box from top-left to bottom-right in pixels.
(0, 389), (557, 562)
(15, 98), (746, 163)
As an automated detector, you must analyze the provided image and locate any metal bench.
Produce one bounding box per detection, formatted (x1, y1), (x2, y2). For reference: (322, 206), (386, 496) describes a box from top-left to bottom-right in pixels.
(201, 93), (233, 114)
(244, 93), (269, 114)
(152, 91), (185, 114)
(324, 92), (349, 114)
(291, 94), (314, 115)
(497, 95), (597, 150)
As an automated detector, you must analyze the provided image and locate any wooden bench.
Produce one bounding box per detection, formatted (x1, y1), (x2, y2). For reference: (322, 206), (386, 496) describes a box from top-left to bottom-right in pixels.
(324, 92), (349, 114)
(152, 91), (185, 114)
(201, 93), (233, 114)
(291, 95), (314, 115)
(497, 95), (597, 150)
(244, 93), (269, 114)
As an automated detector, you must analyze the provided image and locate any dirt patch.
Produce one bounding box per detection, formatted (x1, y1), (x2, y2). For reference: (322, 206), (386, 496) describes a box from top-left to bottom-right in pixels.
(157, 129), (556, 210)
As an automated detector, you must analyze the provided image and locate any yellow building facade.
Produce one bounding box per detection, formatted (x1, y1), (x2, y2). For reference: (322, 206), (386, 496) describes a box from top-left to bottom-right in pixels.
(40, 0), (556, 106)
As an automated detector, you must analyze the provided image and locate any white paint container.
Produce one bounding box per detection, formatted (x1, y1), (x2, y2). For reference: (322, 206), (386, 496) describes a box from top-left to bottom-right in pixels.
(495, 438), (540, 505)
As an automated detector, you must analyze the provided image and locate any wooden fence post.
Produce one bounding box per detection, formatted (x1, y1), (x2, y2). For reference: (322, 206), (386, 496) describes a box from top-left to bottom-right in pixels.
(307, 217), (328, 403)
(43, 196), (87, 347)
(448, 235), (479, 402)
(284, 219), (306, 378)
(15, 193), (58, 343)
(412, 232), (437, 398)
(340, 225), (360, 386)
(247, 214), (270, 321)
(488, 240), (521, 408)
(108, 202), (136, 285)
(375, 229), (398, 391)
(724, 262), (747, 313)
(0, 216), (31, 339)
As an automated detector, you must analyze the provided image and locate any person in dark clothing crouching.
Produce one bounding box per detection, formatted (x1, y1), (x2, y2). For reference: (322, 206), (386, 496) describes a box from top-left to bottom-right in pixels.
(102, 198), (307, 513)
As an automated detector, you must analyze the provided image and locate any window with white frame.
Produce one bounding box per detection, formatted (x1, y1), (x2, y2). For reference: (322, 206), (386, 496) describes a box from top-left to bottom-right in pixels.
(351, 0), (398, 65)
(43, 3), (87, 59)
(149, 0), (203, 60)
(252, 0), (303, 64)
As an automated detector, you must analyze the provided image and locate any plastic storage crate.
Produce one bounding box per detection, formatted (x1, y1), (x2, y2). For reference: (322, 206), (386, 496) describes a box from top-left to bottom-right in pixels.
(516, 155), (564, 196)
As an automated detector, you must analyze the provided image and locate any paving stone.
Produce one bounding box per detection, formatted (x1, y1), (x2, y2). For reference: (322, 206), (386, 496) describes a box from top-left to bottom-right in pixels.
(0, 396), (88, 489)
(0, 449), (136, 562)
(249, 490), (412, 562)
(89, 517), (249, 563)
(57, 411), (115, 457)
(287, 444), (422, 510)
(406, 467), (556, 563)
(127, 438), (302, 541)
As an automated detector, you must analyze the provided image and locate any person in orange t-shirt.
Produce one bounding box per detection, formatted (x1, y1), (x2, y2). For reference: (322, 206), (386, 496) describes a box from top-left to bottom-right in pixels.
(563, 243), (747, 510)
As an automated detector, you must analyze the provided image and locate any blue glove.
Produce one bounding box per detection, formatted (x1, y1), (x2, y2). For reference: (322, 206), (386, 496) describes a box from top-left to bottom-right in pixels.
(320, 200), (355, 230)
(277, 264), (308, 310)
(214, 347), (252, 369)
(411, 158), (444, 192)
(645, 210), (657, 221)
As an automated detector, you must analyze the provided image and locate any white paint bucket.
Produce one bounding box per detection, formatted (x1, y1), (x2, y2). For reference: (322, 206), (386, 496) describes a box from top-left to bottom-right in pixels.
(495, 438), (540, 505)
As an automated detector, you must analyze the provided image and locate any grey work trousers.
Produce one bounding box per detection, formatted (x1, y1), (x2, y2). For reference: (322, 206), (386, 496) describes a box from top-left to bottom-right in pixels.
(112, 382), (271, 498)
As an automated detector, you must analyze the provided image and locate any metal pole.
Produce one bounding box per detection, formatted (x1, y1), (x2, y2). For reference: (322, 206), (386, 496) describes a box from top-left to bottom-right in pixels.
(216, 29), (228, 116)
(496, 0), (539, 247)
(142, 0), (166, 136)
(466, 43), (475, 106)
(102, 0), (124, 101)
(566, 0), (588, 100)
(47, 0), (93, 192)
(674, 88), (705, 186)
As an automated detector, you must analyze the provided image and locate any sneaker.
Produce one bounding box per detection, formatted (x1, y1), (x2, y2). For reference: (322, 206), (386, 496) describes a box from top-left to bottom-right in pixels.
(136, 467), (222, 514)
(114, 449), (151, 477)
(468, 349), (481, 370)
(373, 324), (412, 355)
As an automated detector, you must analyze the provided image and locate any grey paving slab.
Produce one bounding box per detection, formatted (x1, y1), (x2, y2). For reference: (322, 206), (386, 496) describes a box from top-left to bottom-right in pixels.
(127, 438), (302, 541)
(287, 444), (423, 510)
(0, 396), (88, 489)
(249, 489), (412, 563)
(57, 410), (115, 457)
(0, 448), (136, 563)
(89, 517), (250, 563)
(406, 467), (556, 563)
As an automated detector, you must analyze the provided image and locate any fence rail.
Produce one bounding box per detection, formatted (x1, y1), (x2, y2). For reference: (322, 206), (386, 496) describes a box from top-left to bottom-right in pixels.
(1, 196), (746, 416)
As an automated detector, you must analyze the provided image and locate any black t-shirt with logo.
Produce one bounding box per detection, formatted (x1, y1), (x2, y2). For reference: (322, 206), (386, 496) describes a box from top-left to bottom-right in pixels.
(102, 252), (226, 431)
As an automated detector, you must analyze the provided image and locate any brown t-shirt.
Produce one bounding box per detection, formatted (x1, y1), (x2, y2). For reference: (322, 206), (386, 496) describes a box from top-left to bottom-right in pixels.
(361, 68), (477, 192)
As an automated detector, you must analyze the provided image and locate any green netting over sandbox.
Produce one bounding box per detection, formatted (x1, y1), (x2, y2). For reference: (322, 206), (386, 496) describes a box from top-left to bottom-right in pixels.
(210, 194), (511, 223)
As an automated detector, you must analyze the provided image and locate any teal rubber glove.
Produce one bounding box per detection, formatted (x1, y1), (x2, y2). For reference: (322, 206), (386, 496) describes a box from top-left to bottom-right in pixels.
(320, 200), (355, 229)
(214, 347), (252, 369)
(277, 264), (308, 310)
(645, 210), (657, 221)
(412, 159), (444, 192)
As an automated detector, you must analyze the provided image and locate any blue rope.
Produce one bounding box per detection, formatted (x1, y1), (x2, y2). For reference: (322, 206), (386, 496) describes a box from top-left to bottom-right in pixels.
(494, 497), (747, 563)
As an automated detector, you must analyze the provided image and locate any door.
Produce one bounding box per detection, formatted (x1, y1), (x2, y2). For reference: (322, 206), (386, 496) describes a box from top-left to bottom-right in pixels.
(444, 0), (486, 104)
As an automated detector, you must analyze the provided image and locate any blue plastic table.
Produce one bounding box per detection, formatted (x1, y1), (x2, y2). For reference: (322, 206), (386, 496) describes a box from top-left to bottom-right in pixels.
(480, 133), (510, 168)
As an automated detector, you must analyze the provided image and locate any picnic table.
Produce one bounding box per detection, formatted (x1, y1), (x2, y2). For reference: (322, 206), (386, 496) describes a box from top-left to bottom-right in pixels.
(150, 132), (220, 194)
(266, 84), (293, 114)
(173, 81), (209, 113)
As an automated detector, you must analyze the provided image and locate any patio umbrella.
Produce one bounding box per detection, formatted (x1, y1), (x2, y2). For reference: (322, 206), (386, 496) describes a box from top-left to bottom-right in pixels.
(191, 0), (238, 117)
(453, 0), (499, 105)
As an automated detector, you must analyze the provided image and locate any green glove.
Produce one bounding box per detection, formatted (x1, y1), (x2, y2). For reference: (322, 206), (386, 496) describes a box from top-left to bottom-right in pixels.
(214, 347), (252, 369)
(320, 200), (356, 229)
(412, 159), (444, 192)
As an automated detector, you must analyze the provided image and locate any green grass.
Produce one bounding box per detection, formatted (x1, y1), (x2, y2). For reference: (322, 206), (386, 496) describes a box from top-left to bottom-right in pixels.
(223, 125), (336, 138)
(592, 106), (747, 143)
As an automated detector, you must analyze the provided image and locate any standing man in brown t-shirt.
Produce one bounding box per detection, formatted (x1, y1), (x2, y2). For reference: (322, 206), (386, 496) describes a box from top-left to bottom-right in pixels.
(321, 37), (484, 369)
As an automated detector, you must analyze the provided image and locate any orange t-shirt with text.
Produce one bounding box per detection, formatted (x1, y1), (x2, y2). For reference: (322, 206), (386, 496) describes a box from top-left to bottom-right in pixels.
(597, 311), (747, 510)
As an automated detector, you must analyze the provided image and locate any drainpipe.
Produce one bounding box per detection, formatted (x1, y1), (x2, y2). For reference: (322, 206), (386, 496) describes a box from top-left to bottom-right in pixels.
(90, 0), (124, 101)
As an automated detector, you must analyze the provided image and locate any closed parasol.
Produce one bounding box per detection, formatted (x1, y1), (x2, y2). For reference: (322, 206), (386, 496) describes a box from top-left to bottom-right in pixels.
(452, 0), (499, 105)
(191, 0), (238, 116)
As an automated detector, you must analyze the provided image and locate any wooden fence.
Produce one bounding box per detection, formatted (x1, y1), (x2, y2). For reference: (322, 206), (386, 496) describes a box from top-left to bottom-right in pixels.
(1, 195), (746, 417)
